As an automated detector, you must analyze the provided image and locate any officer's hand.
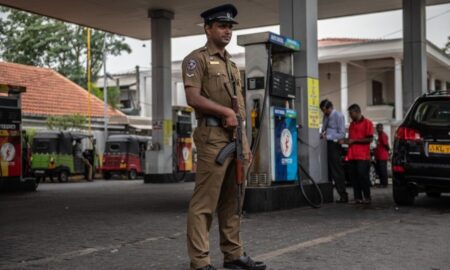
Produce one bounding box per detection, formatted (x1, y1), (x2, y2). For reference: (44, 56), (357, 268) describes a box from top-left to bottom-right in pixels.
(223, 110), (238, 129)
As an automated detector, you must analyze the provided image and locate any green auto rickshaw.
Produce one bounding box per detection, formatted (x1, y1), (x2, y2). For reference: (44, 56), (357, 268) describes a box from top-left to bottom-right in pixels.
(31, 131), (96, 182)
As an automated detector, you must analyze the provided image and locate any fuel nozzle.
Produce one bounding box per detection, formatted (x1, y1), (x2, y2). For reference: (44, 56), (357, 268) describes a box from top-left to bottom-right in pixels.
(251, 100), (260, 129)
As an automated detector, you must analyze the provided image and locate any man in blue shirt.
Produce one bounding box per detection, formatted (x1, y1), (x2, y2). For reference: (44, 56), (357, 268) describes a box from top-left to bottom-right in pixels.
(320, 99), (348, 203)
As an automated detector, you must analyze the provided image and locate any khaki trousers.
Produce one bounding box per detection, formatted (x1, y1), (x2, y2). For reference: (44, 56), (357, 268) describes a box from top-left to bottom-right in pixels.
(187, 126), (243, 269)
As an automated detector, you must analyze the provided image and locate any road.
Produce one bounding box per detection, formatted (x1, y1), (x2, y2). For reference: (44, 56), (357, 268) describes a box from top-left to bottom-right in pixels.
(1, 180), (450, 270)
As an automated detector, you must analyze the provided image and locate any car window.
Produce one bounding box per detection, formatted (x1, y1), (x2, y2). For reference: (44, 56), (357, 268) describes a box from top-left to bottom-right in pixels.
(413, 100), (450, 127)
(32, 139), (57, 153)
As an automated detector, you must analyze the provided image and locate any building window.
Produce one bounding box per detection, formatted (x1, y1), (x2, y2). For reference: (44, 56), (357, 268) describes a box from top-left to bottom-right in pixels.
(121, 100), (131, 108)
(372, 80), (383, 105)
(435, 80), (442, 91)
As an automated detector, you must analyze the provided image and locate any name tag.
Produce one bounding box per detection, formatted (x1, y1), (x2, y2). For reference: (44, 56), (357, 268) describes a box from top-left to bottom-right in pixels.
(209, 61), (220, 65)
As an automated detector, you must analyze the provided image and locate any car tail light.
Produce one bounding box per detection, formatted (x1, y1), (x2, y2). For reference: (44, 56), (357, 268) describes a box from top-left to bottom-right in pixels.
(396, 127), (422, 141)
(393, 165), (405, 173)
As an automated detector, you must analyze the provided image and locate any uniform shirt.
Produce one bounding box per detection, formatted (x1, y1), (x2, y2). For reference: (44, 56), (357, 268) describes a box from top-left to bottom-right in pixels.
(182, 43), (250, 155)
(347, 116), (374, 161)
(374, 131), (389, 161)
(322, 109), (346, 141)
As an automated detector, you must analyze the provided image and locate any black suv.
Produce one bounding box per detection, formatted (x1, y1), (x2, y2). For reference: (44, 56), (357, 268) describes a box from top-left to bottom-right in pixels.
(392, 91), (450, 205)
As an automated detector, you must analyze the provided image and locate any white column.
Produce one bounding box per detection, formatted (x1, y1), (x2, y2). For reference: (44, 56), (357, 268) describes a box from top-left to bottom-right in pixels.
(146, 9), (174, 179)
(403, 0), (427, 112)
(340, 61), (348, 122)
(394, 58), (403, 121)
(429, 74), (435, 92)
(280, 0), (327, 184)
(443, 81), (448, 90)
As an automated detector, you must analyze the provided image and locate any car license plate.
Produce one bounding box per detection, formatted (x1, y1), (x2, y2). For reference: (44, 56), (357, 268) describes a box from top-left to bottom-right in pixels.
(428, 144), (450, 154)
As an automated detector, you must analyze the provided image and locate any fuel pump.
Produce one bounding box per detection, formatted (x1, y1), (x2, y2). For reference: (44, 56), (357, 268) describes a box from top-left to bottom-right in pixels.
(238, 32), (323, 211)
(172, 106), (194, 180)
(238, 32), (300, 187)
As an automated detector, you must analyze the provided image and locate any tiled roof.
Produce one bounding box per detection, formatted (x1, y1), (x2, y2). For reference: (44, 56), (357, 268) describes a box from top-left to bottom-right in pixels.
(0, 61), (124, 118)
(318, 38), (374, 47)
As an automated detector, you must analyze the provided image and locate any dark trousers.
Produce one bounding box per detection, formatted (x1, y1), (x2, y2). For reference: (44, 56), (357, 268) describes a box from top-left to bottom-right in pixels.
(327, 141), (348, 199)
(349, 160), (371, 200)
(375, 160), (388, 186)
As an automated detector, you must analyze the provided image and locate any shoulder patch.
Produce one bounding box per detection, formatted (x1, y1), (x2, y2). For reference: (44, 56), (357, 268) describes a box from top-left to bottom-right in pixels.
(187, 59), (197, 71)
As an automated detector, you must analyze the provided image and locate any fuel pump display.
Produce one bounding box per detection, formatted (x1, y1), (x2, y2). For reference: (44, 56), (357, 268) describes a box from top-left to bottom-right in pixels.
(238, 32), (300, 186)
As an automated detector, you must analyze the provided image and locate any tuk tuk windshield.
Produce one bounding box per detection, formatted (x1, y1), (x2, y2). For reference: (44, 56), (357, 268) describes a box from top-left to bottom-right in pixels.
(105, 141), (128, 153)
(32, 139), (58, 153)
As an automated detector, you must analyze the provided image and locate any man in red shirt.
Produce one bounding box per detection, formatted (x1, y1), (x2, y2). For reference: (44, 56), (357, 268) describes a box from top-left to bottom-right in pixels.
(374, 123), (390, 188)
(340, 104), (374, 204)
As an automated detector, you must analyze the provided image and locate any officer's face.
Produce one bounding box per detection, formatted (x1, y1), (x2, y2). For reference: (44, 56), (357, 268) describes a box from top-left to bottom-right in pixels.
(206, 22), (233, 47)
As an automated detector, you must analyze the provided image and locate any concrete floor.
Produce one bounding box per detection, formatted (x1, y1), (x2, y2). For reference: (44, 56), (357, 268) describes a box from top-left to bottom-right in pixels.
(1, 180), (450, 270)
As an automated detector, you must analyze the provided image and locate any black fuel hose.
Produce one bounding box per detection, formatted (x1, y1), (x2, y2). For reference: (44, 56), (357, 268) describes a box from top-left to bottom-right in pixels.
(297, 159), (324, 209)
(296, 135), (324, 208)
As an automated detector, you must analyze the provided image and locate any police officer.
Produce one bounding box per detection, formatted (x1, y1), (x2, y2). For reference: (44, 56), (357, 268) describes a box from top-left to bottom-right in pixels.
(182, 4), (266, 270)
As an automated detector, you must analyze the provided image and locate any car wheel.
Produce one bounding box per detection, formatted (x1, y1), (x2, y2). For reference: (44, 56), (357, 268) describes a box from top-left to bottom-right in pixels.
(393, 185), (415, 206)
(103, 172), (111, 180)
(426, 192), (441, 198)
(58, 171), (69, 183)
(128, 169), (137, 180)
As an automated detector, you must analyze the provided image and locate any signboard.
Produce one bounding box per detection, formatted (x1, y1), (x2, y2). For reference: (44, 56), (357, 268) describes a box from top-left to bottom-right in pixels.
(176, 137), (193, 172)
(0, 107), (21, 177)
(307, 78), (321, 129)
(271, 107), (298, 181)
(268, 32), (301, 51)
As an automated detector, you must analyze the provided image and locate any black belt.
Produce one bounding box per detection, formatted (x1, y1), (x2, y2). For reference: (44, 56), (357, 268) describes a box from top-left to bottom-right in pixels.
(198, 116), (222, 127)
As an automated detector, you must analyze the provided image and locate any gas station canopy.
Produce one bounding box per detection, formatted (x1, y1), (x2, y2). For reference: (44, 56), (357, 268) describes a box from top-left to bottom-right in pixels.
(0, 0), (448, 40)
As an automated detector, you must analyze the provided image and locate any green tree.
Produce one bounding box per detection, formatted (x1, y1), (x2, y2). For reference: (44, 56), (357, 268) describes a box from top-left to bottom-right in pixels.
(90, 83), (121, 109)
(0, 7), (131, 88)
(46, 114), (87, 130)
(445, 36), (450, 55)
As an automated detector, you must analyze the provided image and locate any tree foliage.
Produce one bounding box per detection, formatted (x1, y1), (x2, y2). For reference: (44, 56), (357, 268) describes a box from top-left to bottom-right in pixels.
(0, 7), (131, 88)
(46, 114), (87, 131)
(90, 83), (121, 109)
(445, 36), (450, 55)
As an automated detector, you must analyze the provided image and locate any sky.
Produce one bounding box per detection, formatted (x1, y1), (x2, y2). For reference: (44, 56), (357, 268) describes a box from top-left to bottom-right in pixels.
(106, 3), (450, 74)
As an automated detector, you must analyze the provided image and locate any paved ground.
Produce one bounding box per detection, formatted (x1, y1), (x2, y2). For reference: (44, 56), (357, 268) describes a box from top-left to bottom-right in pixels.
(1, 180), (450, 270)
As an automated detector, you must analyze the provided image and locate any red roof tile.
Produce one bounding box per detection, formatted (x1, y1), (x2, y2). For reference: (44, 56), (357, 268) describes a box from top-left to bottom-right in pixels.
(318, 38), (374, 47)
(0, 62), (124, 118)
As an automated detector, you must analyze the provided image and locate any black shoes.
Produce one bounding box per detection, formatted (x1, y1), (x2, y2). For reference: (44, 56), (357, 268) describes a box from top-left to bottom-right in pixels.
(349, 199), (372, 205)
(223, 254), (266, 270)
(197, 265), (217, 270)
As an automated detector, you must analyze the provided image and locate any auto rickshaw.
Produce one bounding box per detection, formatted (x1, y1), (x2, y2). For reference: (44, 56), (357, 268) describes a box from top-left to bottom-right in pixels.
(31, 131), (97, 182)
(102, 135), (150, 180)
